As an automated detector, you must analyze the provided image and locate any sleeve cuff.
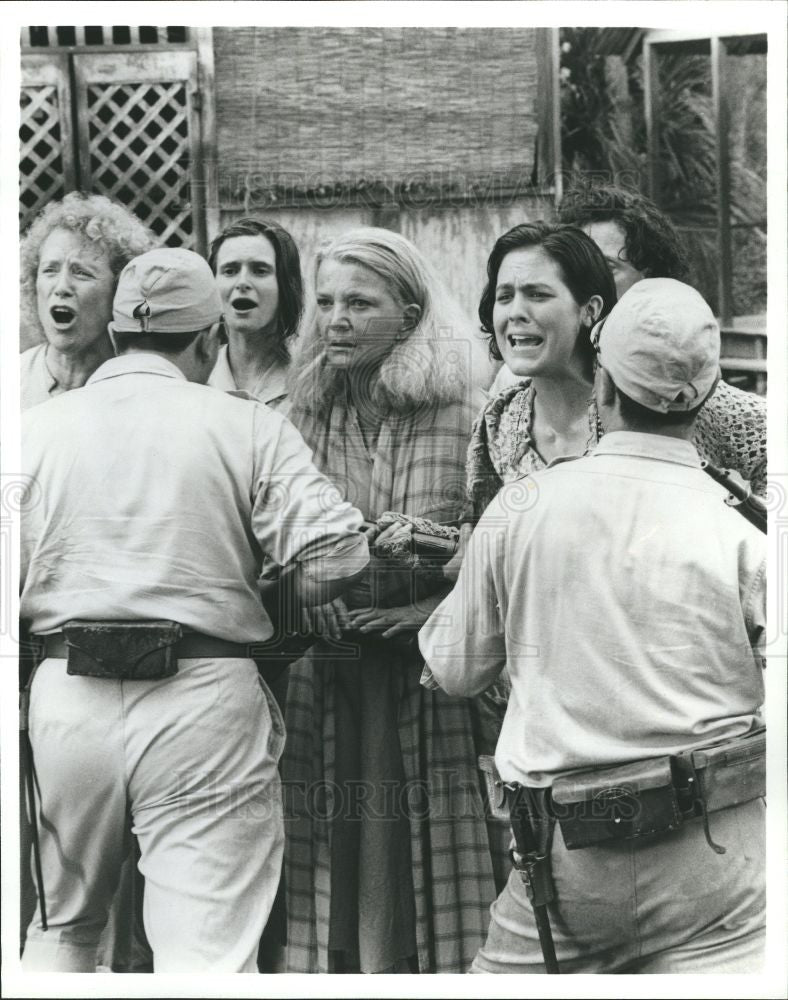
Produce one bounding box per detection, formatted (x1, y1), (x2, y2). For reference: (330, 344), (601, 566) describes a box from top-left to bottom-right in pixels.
(297, 532), (370, 582)
(420, 663), (441, 691)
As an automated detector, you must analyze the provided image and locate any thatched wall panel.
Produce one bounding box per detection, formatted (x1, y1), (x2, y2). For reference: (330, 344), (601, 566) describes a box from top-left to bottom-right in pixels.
(214, 27), (539, 194)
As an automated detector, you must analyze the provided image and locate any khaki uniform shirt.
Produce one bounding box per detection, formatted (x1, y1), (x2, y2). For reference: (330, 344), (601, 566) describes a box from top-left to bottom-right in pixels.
(22, 353), (368, 641)
(419, 431), (766, 786)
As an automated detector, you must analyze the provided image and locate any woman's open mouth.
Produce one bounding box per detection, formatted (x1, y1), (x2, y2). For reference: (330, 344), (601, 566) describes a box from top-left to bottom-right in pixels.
(508, 333), (543, 348)
(231, 297), (257, 313)
(50, 305), (76, 327)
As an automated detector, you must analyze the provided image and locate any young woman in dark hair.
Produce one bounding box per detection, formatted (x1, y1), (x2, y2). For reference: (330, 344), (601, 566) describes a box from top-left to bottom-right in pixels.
(482, 208), (767, 501)
(466, 222), (616, 519)
(208, 217), (303, 413)
(558, 185), (766, 497)
(207, 218), (304, 969)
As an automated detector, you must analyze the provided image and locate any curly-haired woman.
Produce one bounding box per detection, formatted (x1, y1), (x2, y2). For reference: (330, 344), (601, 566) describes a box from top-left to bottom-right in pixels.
(20, 192), (155, 410)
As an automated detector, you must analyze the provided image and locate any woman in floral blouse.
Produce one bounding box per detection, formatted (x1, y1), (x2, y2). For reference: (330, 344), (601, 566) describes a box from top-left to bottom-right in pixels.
(466, 223), (616, 520)
(466, 222), (767, 524)
(446, 222), (767, 879)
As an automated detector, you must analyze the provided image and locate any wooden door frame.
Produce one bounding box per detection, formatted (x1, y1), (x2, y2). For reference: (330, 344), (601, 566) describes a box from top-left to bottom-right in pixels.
(20, 28), (217, 252)
(20, 53), (77, 227)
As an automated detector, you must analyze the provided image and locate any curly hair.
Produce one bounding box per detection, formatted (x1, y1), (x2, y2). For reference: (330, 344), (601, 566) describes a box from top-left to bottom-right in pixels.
(208, 217), (303, 365)
(20, 192), (156, 339)
(557, 184), (690, 282)
(478, 222), (617, 362)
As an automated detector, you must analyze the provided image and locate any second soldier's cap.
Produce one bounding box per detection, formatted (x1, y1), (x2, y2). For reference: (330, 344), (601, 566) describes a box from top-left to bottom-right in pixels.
(111, 247), (222, 335)
(595, 278), (720, 414)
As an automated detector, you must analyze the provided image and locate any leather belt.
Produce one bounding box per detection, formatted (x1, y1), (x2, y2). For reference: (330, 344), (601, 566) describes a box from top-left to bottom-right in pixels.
(38, 631), (257, 661)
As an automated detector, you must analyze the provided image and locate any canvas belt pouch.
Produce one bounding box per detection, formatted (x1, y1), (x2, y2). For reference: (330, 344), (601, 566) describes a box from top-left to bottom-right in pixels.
(673, 726), (766, 815)
(478, 754), (511, 823)
(551, 756), (681, 850)
(62, 620), (182, 680)
(550, 728), (766, 852)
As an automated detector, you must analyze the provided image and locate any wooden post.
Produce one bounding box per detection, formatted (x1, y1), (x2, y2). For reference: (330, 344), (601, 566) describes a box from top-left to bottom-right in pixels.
(196, 27), (219, 243)
(643, 39), (660, 203)
(535, 27), (562, 207)
(711, 35), (734, 325)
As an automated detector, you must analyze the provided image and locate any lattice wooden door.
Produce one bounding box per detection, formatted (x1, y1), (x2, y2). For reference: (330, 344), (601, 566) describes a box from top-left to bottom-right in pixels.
(73, 51), (206, 251)
(20, 55), (76, 231)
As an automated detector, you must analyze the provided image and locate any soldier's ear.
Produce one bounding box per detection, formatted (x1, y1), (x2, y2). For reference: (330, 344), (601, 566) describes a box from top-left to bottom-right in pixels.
(107, 324), (120, 356)
(205, 320), (223, 350)
(194, 322), (222, 365)
(596, 366), (617, 408)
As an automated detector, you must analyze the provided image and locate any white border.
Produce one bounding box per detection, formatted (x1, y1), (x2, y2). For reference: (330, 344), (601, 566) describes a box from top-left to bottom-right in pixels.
(1, 3), (786, 998)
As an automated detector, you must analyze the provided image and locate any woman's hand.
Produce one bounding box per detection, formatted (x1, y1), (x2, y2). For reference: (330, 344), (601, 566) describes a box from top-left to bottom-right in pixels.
(346, 590), (446, 640)
(300, 597), (350, 641)
(371, 520), (415, 555)
(442, 522), (472, 584)
(361, 519), (414, 565)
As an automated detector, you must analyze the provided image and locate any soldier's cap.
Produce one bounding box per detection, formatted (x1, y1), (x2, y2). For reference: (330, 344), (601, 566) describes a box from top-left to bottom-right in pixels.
(110, 247), (222, 335)
(594, 278), (720, 414)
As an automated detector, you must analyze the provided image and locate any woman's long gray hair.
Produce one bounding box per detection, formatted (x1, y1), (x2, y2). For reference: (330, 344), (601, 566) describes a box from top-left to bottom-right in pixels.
(290, 227), (485, 416)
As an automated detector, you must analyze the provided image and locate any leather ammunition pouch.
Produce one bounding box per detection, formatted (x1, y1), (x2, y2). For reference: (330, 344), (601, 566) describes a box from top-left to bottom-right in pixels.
(486, 728), (766, 853)
(478, 754), (511, 823)
(62, 620), (182, 680)
(672, 727), (766, 814)
(551, 728), (766, 851)
(551, 756), (681, 849)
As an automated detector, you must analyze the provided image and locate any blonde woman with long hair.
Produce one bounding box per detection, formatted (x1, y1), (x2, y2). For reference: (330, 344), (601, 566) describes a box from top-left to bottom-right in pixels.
(281, 227), (498, 973)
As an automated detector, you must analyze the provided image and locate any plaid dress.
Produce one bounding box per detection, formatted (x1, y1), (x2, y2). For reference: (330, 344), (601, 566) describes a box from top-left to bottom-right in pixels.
(282, 379), (506, 973)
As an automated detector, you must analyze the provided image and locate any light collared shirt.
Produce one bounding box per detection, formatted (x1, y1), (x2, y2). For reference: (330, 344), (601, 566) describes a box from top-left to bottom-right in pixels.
(22, 353), (368, 642)
(419, 431), (766, 787)
(208, 344), (290, 415)
(20, 343), (59, 411)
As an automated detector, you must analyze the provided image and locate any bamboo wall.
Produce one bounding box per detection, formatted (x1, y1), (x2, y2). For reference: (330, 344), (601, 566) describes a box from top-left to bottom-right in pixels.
(213, 25), (551, 325)
(214, 26), (539, 186)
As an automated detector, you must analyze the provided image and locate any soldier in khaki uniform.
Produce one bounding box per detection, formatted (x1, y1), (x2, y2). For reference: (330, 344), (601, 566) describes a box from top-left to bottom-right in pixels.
(21, 248), (369, 972)
(420, 279), (766, 973)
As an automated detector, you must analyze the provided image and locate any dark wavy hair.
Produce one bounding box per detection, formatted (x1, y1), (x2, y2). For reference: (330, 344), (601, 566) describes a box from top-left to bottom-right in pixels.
(478, 222), (617, 362)
(558, 184), (690, 283)
(208, 217), (303, 364)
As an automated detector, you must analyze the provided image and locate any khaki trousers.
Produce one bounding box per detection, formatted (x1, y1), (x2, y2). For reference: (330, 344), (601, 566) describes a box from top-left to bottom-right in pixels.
(22, 656), (284, 972)
(471, 797), (765, 974)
